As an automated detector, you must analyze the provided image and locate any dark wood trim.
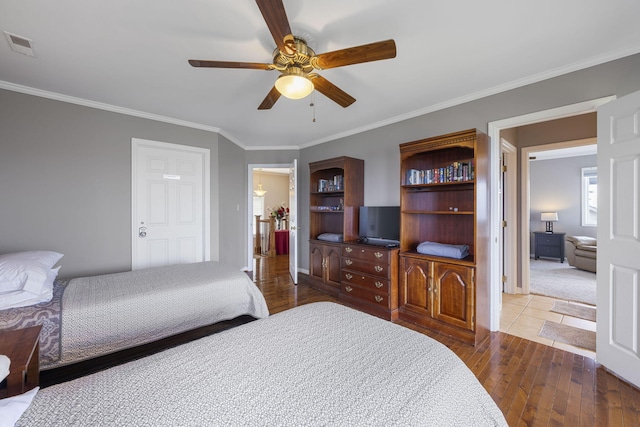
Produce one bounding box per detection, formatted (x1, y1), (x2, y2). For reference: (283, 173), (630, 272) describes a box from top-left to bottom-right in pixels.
(40, 316), (255, 387)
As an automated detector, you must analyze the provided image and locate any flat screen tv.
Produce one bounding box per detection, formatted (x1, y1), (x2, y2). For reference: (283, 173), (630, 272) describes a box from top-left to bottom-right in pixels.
(358, 206), (400, 245)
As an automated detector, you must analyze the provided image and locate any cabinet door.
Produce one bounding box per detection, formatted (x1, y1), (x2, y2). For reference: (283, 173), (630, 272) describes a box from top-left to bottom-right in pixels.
(433, 263), (474, 331)
(399, 257), (433, 317)
(325, 245), (342, 287)
(309, 243), (325, 282)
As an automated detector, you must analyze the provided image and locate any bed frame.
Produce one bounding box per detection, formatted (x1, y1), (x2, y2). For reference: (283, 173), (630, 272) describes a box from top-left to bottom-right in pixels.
(40, 315), (256, 386)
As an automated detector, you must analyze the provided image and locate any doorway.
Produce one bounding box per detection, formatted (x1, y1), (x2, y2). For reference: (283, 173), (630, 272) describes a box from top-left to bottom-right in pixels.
(248, 164), (296, 282)
(487, 96), (614, 331)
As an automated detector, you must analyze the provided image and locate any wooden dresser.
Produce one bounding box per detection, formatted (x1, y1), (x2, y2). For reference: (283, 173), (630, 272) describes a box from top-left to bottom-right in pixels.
(339, 242), (399, 320)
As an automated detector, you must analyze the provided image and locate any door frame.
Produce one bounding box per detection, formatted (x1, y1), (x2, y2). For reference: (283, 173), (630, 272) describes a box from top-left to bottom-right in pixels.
(247, 163), (298, 273)
(501, 139), (517, 295)
(487, 95), (614, 330)
(131, 138), (211, 269)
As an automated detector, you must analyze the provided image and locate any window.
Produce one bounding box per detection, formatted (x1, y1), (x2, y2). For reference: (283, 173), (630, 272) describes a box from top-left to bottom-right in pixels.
(581, 167), (597, 226)
(253, 196), (265, 221)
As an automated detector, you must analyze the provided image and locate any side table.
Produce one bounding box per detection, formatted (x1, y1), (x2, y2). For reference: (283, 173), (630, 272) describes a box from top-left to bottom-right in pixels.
(534, 232), (566, 263)
(0, 324), (42, 398)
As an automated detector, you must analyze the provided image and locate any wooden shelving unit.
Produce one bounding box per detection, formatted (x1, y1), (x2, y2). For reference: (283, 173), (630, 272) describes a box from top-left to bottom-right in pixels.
(308, 156), (364, 296)
(398, 129), (490, 345)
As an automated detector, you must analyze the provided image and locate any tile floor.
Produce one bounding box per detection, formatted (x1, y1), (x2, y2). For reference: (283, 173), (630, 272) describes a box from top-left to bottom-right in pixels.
(500, 293), (596, 359)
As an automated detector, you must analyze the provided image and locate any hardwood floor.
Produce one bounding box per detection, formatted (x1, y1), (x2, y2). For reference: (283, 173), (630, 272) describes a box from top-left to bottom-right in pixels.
(257, 255), (640, 427)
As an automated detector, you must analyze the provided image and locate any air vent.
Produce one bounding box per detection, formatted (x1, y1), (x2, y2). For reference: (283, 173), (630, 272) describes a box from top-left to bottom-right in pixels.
(4, 31), (36, 57)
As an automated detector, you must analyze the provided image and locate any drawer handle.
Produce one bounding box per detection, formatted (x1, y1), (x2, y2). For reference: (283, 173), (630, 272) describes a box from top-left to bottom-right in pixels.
(345, 259), (353, 266)
(345, 273), (353, 280)
(374, 266), (383, 273)
(345, 247), (353, 253)
(345, 286), (353, 293)
(375, 281), (384, 289)
(374, 295), (383, 303)
(374, 252), (383, 258)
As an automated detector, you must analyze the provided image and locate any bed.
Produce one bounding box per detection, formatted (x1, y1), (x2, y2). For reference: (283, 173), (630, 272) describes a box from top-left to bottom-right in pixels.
(0, 259), (269, 369)
(16, 302), (507, 426)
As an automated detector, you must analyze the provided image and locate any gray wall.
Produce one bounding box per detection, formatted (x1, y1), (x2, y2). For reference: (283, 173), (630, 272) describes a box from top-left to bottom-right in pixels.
(0, 89), (226, 278)
(529, 155), (598, 253)
(296, 53), (640, 272)
(2, 53), (639, 278)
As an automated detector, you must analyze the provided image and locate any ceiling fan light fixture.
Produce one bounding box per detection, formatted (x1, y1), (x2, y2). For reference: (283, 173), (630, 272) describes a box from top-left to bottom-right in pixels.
(275, 68), (314, 100)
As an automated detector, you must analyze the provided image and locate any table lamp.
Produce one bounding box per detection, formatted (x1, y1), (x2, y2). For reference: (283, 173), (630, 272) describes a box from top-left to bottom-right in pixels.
(541, 212), (558, 233)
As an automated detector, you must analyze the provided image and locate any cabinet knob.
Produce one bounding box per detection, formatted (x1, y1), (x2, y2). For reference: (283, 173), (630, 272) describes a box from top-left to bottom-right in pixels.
(345, 285), (353, 293)
(374, 295), (383, 303)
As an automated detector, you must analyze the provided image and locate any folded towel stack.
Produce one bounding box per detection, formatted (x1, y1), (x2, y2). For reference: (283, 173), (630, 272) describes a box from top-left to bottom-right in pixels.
(316, 233), (344, 243)
(416, 241), (469, 259)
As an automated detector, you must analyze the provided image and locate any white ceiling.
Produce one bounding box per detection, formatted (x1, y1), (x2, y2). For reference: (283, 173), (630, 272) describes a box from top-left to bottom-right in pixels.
(530, 144), (597, 161)
(1, 1), (639, 149)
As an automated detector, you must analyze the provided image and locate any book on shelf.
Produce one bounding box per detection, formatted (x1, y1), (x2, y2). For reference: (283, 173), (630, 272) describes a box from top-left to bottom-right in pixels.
(405, 161), (474, 185)
(317, 175), (344, 192)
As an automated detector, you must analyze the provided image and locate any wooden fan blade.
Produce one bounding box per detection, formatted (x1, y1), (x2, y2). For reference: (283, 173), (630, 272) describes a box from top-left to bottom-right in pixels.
(312, 39), (396, 70)
(255, 0), (296, 55)
(188, 60), (272, 70)
(258, 86), (282, 110)
(310, 75), (356, 108)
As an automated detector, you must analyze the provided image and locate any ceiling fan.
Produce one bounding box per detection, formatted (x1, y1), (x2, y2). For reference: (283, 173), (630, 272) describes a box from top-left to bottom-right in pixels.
(188, 0), (397, 110)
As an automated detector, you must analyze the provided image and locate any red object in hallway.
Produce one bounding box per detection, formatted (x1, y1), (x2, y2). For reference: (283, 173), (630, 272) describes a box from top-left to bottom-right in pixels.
(275, 230), (289, 255)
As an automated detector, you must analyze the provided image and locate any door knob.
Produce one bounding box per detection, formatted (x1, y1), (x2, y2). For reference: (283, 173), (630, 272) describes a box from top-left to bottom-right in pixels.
(138, 226), (147, 238)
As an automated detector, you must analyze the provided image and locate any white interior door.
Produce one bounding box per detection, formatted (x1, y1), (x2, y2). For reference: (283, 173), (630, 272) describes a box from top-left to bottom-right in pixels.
(132, 138), (210, 270)
(596, 89), (640, 388)
(288, 159), (298, 284)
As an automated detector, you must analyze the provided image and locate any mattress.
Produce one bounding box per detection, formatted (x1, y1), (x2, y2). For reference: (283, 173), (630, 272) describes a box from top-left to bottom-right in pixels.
(0, 261), (269, 369)
(19, 302), (507, 426)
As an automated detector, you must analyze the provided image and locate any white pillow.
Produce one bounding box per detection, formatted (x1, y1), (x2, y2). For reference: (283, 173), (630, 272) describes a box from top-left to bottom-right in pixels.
(0, 251), (63, 295)
(0, 267), (59, 311)
(0, 387), (39, 427)
(0, 355), (9, 382)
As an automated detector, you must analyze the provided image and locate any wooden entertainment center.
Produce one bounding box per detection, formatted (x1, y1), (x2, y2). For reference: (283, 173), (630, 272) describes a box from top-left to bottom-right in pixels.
(308, 130), (490, 342)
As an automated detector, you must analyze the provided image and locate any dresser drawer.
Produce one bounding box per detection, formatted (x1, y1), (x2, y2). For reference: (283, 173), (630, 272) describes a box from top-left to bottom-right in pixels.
(342, 245), (389, 263)
(537, 245), (562, 257)
(536, 234), (562, 246)
(341, 283), (389, 308)
(342, 257), (390, 278)
(342, 270), (389, 292)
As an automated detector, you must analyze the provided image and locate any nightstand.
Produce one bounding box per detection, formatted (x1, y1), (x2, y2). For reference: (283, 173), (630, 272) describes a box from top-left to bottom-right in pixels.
(534, 232), (566, 262)
(0, 325), (42, 398)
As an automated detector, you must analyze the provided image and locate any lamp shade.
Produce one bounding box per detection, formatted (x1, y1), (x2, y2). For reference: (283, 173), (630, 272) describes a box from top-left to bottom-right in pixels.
(275, 67), (314, 99)
(540, 212), (558, 222)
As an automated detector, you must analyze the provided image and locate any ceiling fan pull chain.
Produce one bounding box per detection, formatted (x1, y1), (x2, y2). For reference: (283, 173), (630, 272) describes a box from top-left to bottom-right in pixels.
(310, 93), (316, 123)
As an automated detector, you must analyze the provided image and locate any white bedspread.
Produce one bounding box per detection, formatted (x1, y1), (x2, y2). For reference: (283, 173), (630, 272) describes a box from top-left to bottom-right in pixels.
(58, 261), (268, 366)
(20, 302), (506, 426)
